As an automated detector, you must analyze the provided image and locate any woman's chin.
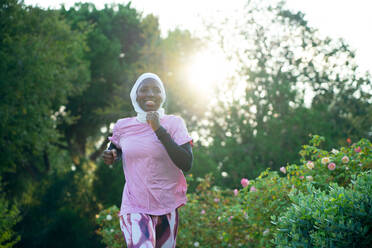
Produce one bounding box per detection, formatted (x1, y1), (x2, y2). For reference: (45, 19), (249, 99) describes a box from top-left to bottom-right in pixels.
(144, 107), (159, 112)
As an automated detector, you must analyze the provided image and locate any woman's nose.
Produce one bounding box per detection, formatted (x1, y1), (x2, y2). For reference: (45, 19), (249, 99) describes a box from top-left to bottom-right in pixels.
(147, 89), (155, 96)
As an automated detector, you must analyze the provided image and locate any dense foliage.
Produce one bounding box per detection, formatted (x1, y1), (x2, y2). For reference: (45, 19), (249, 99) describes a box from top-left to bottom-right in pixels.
(0, 178), (20, 248)
(0, 0), (90, 196)
(273, 171), (372, 248)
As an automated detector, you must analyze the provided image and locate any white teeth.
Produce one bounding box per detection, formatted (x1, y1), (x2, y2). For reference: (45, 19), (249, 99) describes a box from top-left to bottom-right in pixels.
(146, 100), (155, 105)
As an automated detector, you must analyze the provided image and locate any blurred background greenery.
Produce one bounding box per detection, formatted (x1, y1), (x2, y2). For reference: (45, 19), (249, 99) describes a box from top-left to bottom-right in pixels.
(0, 0), (371, 247)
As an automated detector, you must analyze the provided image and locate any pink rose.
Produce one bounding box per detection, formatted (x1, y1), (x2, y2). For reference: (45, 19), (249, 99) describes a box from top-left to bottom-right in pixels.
(201, 209), (206, 214)
(233, 189), (239, 196)
(328, 162), (336, 170)
(214, 198), (220, 203)
(342, 156), (349, 163)
(280, 167), (286, 174)
(241, 178), (250, 188)
(249, 186), (257, 192)
(299, 176), (304, 180)
(354, 147), (361, 153)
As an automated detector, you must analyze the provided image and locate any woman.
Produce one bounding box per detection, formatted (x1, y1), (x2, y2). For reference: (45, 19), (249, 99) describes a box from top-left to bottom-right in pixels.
(103, 72), (193, 248)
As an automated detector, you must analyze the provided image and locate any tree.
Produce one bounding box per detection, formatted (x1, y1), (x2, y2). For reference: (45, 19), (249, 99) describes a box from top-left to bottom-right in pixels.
(59, 3), (144, 164)
(0, 0), (90, 196)
(197, 0), (372, 188)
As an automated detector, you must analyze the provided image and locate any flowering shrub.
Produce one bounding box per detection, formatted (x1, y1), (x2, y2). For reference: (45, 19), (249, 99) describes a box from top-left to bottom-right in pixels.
(272, 171), (372, 248)
(95, 206), (124, 248)
(96, 136), (371, 247)
(296, 136), (371, 190)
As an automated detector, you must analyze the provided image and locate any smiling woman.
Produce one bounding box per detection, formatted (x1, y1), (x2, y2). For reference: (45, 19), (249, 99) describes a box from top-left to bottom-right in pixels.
(103, 72), (194, 248)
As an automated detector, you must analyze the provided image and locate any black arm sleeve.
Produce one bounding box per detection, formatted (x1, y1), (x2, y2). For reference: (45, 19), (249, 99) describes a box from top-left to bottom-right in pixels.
(155, 126), (193, 172)
(108, 142), (122, 160)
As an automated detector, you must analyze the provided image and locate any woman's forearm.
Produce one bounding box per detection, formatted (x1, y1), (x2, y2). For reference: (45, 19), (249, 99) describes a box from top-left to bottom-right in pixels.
(155, 126), (193, 172)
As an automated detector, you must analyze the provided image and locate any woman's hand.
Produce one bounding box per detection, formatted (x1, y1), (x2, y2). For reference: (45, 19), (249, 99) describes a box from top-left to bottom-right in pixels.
(103, 149), (117, 165)
(146, 111), (160, 131)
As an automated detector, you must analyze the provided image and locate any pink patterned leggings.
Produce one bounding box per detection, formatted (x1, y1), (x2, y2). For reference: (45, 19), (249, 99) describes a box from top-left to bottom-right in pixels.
(119, 209), (179, 248)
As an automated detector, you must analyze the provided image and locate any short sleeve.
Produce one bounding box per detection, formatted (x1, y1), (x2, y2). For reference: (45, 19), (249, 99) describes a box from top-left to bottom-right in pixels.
(108, 121), (121, 149)
(171, 116), (193, 146)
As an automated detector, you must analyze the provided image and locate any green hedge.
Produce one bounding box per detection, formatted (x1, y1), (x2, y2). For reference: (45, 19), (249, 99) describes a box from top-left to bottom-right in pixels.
(272, 171), (372, 248)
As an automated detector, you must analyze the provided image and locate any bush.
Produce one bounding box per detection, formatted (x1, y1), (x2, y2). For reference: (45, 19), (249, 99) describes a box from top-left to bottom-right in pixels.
(96, 206), (123, 248)
(0, 178), (20, 248)
(272, 171), (372, 248)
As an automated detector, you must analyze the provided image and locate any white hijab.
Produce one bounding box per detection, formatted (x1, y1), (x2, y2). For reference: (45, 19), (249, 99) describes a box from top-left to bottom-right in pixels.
(130, 73), (166, 123)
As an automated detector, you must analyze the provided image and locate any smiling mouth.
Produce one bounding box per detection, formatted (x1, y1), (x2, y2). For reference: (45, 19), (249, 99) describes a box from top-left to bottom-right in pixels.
(145, 100), (155, 106)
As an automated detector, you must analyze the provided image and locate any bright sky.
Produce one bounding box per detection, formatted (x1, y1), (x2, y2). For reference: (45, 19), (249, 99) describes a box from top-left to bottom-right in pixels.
(25, 0), (372, 73)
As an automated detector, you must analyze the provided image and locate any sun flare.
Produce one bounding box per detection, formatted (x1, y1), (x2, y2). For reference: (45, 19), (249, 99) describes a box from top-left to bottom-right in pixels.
(186, 49), (231, 96)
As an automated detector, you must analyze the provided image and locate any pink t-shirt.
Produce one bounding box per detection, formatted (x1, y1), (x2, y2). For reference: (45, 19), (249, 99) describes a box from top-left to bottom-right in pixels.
(108, 114), (192, 216)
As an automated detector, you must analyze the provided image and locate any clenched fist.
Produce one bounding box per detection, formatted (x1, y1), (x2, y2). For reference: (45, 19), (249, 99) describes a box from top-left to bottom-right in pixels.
(146, 111), (160, 131)
(103, 149), (117, 165)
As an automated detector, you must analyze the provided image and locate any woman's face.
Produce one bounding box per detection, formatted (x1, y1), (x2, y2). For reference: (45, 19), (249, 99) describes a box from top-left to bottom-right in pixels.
(136, 79), (163, 112)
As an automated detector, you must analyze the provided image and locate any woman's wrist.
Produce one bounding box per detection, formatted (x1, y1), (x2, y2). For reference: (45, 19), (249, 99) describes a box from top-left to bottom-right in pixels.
(154, 126), (167, 139)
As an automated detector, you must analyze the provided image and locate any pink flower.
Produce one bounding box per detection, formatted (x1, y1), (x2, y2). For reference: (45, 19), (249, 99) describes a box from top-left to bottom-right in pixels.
(233, 189), (239, 196)
(280, 167), (286, 174)
(201, 209), (206, 214)
(228, 215), (233, 221)
(214, 198), (220, 203)
(241, 178), (250, 188)
(347, 138), (351, 144)
(328, 162), (336, 170)
(342, 156), (349, 163)
(306, 161), (315, 170)
(354, 147), (361, 153)
(249, 186), (257, 192)
(299, 176), (304, 180)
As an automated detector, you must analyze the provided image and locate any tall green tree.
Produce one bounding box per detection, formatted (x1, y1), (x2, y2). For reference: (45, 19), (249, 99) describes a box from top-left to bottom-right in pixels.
(0, 0), (90, 196)
(59, 3), (144, 164)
